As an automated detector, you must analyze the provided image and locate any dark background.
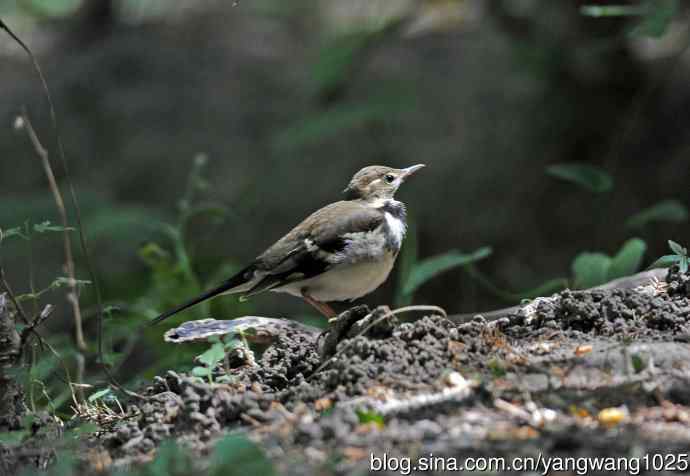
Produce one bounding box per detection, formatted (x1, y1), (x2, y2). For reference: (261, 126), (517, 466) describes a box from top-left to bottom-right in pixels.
(1, 0), (689, 383)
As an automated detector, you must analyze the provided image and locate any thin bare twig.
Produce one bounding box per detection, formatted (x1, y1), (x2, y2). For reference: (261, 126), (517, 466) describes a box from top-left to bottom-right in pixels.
(0, 19), (117, 395)
(19, 111), (86, 351)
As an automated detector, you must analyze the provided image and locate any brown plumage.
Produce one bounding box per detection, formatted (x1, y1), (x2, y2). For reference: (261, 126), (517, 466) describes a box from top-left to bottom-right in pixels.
(150, 164), (425, 324)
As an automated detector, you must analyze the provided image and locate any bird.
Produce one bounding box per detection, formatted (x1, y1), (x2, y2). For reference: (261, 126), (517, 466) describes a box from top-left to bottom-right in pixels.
(150, 164), (425, 324)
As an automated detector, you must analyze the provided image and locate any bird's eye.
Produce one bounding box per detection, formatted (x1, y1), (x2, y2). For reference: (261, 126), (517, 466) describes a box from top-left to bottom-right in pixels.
(384, 174), (395, 184)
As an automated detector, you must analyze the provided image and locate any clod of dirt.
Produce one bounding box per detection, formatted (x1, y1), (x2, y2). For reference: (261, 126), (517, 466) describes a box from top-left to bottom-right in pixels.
(96, 268), (690, 475)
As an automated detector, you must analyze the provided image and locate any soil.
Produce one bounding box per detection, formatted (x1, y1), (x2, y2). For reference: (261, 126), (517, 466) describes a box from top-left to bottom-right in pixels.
(6, 268), (690, 475)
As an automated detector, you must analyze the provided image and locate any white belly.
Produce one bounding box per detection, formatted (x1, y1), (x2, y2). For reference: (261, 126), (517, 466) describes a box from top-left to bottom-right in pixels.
(274, 252), (397, 302)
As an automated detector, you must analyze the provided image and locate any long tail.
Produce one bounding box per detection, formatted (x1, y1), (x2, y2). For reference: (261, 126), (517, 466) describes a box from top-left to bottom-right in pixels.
(148, 265), (255, 326)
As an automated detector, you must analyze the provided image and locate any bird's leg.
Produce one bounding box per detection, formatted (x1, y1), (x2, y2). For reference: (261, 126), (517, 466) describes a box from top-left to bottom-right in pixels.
(301, 289), (336, 318)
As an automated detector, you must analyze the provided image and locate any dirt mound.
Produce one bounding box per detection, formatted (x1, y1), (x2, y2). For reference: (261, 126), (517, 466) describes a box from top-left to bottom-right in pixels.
(101, 268), (690, 474)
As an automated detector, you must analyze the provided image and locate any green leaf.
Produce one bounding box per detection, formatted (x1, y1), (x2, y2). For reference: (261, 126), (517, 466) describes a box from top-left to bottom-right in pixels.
(668, 240), (687, 256)
(580, 5), (646, 17)
(88, 388), (112, 403)
(631, 353), (645, 373)
(629, 0), (678, 38)
(607, 238), (646, 280)
(149, 440), (194, 476)
(648, 254), (680, 269)
(572, 252), (612, 288)
(52, 277), (91, 289)
(402, 247), (492, 296)
(487, 358), (507, 378)
(25, 0), (83, 18)
(33, 221), (74, 234)
(224, 338), (243, 351)
(28, 354), (61, 381)
(17, 276), (91, 302)
(681, 256), (689, 273)
(0, 226), (27, 241)
(546, 163), (613, 193)
(191, 366), (212, 377)
(198, 342), (225, 368)
(209, 434), (275, 476)
(355, 409), (385, 428)
(626, 200), (688, 228)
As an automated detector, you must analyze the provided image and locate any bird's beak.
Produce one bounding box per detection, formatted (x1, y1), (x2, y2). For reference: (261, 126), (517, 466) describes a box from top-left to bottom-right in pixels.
(399, 164), (426, 181)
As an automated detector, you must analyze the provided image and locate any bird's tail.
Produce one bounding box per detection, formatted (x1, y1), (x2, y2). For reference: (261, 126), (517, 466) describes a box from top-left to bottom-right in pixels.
(148, 264), (255, 326)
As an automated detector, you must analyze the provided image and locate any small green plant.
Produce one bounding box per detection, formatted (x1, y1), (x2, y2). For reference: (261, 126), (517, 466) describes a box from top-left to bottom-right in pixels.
(649, 240), (689, 273)
(571, 238), (647, 288)
(631, 353), (646, 374)
(487, 358), (507, 378)
(1, 220), (74, 241)
(191, 335), (245, 384)
(87, 388), (113, 403)
(355, 409), (385, 428)
(191, 339), (226, 384)
(105, 156), (251, 378)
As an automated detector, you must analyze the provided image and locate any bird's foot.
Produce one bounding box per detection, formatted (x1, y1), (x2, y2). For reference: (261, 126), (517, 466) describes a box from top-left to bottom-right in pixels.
(318, 305), (371, 360)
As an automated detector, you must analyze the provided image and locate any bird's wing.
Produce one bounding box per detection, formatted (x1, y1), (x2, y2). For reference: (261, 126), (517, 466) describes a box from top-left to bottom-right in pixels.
(149, 201), (383, 324)
(244, 201), (384, 296)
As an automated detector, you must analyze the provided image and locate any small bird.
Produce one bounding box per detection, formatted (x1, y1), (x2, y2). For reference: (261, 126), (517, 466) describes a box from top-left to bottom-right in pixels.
(150, 164), (425, 324)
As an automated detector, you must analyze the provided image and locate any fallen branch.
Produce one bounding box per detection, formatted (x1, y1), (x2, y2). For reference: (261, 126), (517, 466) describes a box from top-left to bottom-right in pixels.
(341, 372), (476, 416)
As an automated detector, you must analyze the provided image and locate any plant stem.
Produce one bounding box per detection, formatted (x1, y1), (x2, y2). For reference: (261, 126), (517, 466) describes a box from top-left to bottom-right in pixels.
(20, 111), (87, 352)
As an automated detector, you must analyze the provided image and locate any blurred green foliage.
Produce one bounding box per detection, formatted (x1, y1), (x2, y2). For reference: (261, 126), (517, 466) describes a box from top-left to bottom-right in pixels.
(581, 0), (679, 37)
(546, 163), (613, 194)
(571, 238), (647, 288)
(355, 409), (385, 428)
(5, 427), (275, 476)
(16, 0), (83, 18)
(397, 246), (492, 305)
(626, 200), (689, 228)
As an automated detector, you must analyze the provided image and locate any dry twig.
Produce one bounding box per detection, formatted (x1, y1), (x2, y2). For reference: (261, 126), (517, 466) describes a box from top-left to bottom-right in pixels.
(18, 111), (86, 351)
(0, 18), (139, 401)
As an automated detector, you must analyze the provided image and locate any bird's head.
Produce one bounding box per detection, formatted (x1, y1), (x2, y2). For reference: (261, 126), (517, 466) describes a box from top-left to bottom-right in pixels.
(343, 164), (425, 201)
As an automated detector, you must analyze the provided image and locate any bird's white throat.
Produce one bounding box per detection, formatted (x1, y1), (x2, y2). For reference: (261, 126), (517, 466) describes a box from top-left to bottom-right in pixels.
(368, 198), (407, 248)
(384, 212), (406, 248)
